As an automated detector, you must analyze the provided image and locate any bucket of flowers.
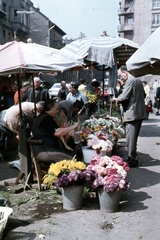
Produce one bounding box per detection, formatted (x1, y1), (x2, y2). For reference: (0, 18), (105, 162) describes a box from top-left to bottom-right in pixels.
(82, 133), (113, 164)
(43, 156), (96, 210)
(86, 155), (130, 212)
(80, 115), (125, 164)
(80, 116), (125, 146)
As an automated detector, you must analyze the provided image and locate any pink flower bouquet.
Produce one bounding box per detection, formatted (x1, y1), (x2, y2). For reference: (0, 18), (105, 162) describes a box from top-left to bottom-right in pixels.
(86, 155), (130, 193)
(87, 134), (113, 152)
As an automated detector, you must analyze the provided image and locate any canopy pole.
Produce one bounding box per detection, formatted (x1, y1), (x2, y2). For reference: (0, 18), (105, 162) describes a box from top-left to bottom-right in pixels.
(91, 62), (94, 79)
(17, 74), (23, 124)
(16, 74), (33, 183)
(31, 75), (37, 117)
(102, 64), (105, 109)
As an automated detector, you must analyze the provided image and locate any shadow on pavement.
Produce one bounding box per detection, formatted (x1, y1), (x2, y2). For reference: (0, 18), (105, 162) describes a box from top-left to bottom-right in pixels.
(139, 124), (160, 137)
(0, 160), (19, 181)
(118, 151), (160, 213)
(139, 152), (160, 167)
(120, 190), (151, 212)
(139, 116), (160, 137)
(4, 232), (37, 240)
(3, 218), (33, 240)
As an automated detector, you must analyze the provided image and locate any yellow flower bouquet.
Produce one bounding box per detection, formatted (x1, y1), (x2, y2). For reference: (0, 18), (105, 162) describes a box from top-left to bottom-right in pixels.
(43, 156), (96, 188)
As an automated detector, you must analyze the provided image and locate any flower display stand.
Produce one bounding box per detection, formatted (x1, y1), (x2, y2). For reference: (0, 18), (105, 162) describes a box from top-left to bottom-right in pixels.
(62, 185), (84, 211)
(98, 188), (122, 212)
(82, 146), (111, 164)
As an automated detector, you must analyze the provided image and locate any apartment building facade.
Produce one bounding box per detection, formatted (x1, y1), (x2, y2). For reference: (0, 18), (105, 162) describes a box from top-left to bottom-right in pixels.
(118, 0), (160, 44)
(0, 0), (65, 49)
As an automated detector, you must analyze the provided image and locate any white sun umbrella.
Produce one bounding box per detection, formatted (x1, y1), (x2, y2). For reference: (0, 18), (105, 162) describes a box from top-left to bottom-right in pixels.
(0, 41), (83, 183)
(0, 40), (83, 118)
(0, 40), (82, 75)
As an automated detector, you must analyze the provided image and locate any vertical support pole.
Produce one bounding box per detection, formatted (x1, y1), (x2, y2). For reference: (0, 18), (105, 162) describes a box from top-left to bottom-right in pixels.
(16, 74), (33, 183)
(102, 64), (105, 109)
(19, 127), (33, 183)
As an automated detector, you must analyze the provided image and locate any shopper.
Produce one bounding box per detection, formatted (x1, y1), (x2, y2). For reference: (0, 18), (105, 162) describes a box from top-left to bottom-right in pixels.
(22, 77), (49, 103)
(112, 65), (147, 167)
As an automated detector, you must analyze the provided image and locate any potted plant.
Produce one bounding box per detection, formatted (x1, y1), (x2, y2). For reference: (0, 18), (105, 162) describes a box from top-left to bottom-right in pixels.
(43, 156), (95, 210)
(86, 155), (130, 212)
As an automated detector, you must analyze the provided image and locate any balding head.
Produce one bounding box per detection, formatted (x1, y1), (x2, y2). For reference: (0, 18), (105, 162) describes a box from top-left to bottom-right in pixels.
(34, 77), (41, 89)
(34, 77), (41, 83)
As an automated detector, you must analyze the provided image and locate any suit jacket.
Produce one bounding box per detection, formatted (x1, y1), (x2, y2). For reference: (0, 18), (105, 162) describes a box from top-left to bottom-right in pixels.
(22, 87), (49, 103)
(57, 87), (69, 100)
(117, 75), (147, 122)
(156, 87), (160, 98)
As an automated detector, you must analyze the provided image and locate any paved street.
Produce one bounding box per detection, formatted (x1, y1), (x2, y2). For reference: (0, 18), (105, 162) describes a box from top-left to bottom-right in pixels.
(1, 110), (160, 240)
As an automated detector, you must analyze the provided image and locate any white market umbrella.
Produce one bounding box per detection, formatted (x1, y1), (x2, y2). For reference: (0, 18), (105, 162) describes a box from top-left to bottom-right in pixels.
(0, 40), (82, 75)
(0, 40), (83, 125)
(0, 40), (82, 183)
(126, 27), (160, 77)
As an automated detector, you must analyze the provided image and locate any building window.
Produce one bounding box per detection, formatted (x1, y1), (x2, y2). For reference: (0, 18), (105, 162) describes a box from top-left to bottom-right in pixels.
(8, 32), (12, 41)
(125, 0), (134, 7)
(14, 10), (18, 17)
(2, 3), (6, 12)
(3, 29), (6, 43)
(152, 13), (160, 25)
(26, 15), (29, 27)
(152, 0), (160, 9)
(8, 7), (11, 21)
(125, 17), (133, 25)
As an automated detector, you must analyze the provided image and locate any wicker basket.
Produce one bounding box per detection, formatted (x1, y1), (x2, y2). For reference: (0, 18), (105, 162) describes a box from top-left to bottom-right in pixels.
(0, 207), (13, 240)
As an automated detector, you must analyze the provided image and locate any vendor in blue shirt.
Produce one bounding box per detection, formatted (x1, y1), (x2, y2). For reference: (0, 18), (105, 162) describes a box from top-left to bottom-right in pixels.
(66, 82), (88, 121)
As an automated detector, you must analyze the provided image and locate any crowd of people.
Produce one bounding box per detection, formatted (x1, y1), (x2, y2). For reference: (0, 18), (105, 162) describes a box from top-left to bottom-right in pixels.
(0, 70), (159, 170)
(0, 76), (102, 164)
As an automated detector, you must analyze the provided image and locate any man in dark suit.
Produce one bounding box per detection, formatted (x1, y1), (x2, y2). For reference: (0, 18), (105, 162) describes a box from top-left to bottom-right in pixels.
(112, 65), (147, 167)
(22, 77), (49, 103)
(57, 81), (69, 101)
(155, 86), (160, 115)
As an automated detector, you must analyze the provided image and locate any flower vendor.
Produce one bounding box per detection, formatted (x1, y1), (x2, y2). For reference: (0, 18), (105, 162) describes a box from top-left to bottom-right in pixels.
(84, 79), (101, 117)
(54, 99), (84, 126)
(66, 81), (88, 121)
(31, 99), (79, 168)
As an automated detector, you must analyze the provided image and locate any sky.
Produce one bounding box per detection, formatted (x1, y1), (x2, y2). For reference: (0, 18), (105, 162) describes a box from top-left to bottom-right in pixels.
(32, 0), (119, 39)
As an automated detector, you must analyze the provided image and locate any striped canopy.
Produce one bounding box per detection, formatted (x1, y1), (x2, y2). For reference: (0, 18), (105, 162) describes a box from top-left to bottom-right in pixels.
(60, 36), (139, 67)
